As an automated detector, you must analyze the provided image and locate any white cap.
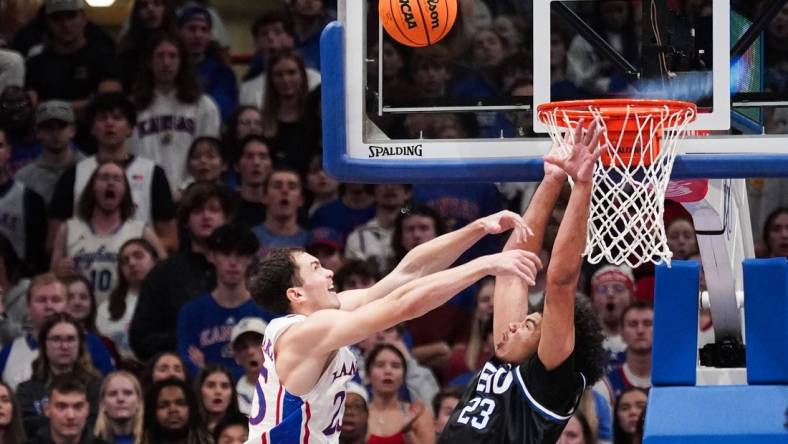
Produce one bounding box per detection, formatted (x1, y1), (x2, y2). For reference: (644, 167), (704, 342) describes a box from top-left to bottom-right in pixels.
(230, 317), (268, 345)
(345, 381), (369, 404)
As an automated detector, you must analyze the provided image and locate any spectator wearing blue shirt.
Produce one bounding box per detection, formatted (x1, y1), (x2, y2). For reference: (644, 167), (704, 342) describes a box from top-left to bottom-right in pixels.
(253, 168), (310, 257)
(177, 6), (237, 121)
(177, 224), (275, 378)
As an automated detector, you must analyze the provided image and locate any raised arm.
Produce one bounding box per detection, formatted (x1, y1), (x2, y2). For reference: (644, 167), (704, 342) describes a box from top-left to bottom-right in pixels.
(338, 210), (531, 311)
(539, 121), (601, 370)
(493, 134), (575, 345)
(275, 249), (542, 395)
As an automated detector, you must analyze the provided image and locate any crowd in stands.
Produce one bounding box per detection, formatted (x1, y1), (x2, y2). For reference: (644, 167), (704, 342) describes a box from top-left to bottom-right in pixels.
(0, 1), (784, 444)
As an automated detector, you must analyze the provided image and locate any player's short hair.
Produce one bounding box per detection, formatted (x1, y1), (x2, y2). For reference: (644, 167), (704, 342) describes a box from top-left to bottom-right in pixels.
(206, 223), (260, 257)
(532, 293), (606, 385)
(247, 247), (304, 314)
(85, 92), (137, 128)
(619, 300), (653, 326)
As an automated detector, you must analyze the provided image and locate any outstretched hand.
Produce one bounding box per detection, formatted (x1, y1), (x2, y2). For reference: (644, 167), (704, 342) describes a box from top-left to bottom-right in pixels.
(478, 210), (534, 244)
(544, 119), (603, 183)
(486, 249), (543, 285)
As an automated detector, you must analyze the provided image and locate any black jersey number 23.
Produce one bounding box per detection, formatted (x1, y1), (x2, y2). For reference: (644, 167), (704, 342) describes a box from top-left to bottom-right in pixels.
(456, 397), (496, 430)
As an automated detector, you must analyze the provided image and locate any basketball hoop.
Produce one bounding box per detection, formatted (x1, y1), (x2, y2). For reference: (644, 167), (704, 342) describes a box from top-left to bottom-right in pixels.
(537, 99), (697, 267)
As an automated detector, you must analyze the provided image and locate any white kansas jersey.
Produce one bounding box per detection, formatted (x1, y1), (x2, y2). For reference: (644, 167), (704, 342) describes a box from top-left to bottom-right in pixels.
(247, 315), (358, 444)
(129, 92), (220, 191)
(66, 218), (146, 305)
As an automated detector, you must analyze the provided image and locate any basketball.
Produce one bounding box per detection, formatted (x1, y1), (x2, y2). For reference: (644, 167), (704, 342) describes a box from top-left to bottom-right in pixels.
(379, 0), (458, 47)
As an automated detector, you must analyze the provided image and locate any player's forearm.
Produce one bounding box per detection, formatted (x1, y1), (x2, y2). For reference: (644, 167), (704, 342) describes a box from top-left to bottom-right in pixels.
(504, 174), (565, 254)
(396, 219), (487, 277)
(547, 180), (592, 286)
(492, 275), (530, 344)
(394, 257), (491, 320)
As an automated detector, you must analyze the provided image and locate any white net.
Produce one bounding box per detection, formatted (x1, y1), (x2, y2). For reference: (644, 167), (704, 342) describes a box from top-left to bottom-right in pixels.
(539, 101), (696, 268)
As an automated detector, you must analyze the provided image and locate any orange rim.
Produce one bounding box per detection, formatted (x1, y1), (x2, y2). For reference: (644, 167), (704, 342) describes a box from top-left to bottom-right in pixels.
(537, 99), (697, 124)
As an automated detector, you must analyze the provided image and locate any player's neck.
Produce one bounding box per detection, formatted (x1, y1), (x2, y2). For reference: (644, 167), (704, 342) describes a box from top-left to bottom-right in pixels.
(0, 170), (8, 186)
(212, 284), (250, 308)
(626, 350), (652, 377)
(91, 210), (123, 235)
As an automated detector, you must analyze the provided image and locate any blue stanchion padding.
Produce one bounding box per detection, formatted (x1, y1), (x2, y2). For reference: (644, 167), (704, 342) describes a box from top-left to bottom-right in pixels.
(652, 261), (699, 387)
(644, 385), (788, 444)
(743, 258), (788, 384)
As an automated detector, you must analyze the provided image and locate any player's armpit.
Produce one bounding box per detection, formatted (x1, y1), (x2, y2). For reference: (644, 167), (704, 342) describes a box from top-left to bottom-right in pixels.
(516, 352), (585, 421)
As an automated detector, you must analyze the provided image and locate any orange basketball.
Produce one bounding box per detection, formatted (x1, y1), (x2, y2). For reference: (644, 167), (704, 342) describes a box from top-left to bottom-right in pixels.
(379, 0), (458, 47)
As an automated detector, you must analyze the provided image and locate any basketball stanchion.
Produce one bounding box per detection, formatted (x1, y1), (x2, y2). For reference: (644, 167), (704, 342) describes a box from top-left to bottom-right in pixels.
(538, 99), (697, 267)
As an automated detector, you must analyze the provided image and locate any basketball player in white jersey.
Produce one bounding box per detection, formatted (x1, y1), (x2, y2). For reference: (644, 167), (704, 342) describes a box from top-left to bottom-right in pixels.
(48, 93), (178, 253)
(128, 33), (220, 192)
(245, 210), (542, 444)
(50, 161), (166, 305)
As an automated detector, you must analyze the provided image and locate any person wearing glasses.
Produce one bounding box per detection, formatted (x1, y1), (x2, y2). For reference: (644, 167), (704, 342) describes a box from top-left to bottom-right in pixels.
(16, 312), (102, 437)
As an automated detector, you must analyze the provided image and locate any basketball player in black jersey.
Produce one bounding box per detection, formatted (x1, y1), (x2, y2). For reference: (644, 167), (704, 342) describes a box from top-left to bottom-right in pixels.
(439, 121), (607, 444)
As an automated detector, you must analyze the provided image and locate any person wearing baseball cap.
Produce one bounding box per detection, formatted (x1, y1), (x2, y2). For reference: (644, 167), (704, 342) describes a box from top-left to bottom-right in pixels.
(176, 5), (237, 121)
(307, 226), (345, 273)
(14, 101), (81, 205)
(230, 317), (267, 415)
(340, 381), (369, 444)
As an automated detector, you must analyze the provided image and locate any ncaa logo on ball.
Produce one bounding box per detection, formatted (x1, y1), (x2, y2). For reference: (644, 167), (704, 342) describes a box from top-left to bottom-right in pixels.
(398, 0), (418, 29)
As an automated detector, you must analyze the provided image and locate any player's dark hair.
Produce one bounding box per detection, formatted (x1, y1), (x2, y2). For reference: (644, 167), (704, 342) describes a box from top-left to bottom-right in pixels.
(532, 294), (606, 385)
(77, 160), (136, 222)
(334, 259), (380, 292)
(619, 300), (653, 327)
(762, 207), (788, 256)
(391, 203), (447, 265)
(251, 9), (295, 38)
(85, 92), (138, 127)
(431, 387), (463, 417)
(247, 247), (304, 314)
(365, 344), (408, 386)
(133, 32), (201, 109)
(206, 223), (259, 256)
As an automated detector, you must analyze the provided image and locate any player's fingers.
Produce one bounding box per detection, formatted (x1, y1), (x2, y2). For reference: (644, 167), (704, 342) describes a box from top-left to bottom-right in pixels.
(584, 119), (598, 146)
(573, 119), (584, 144)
